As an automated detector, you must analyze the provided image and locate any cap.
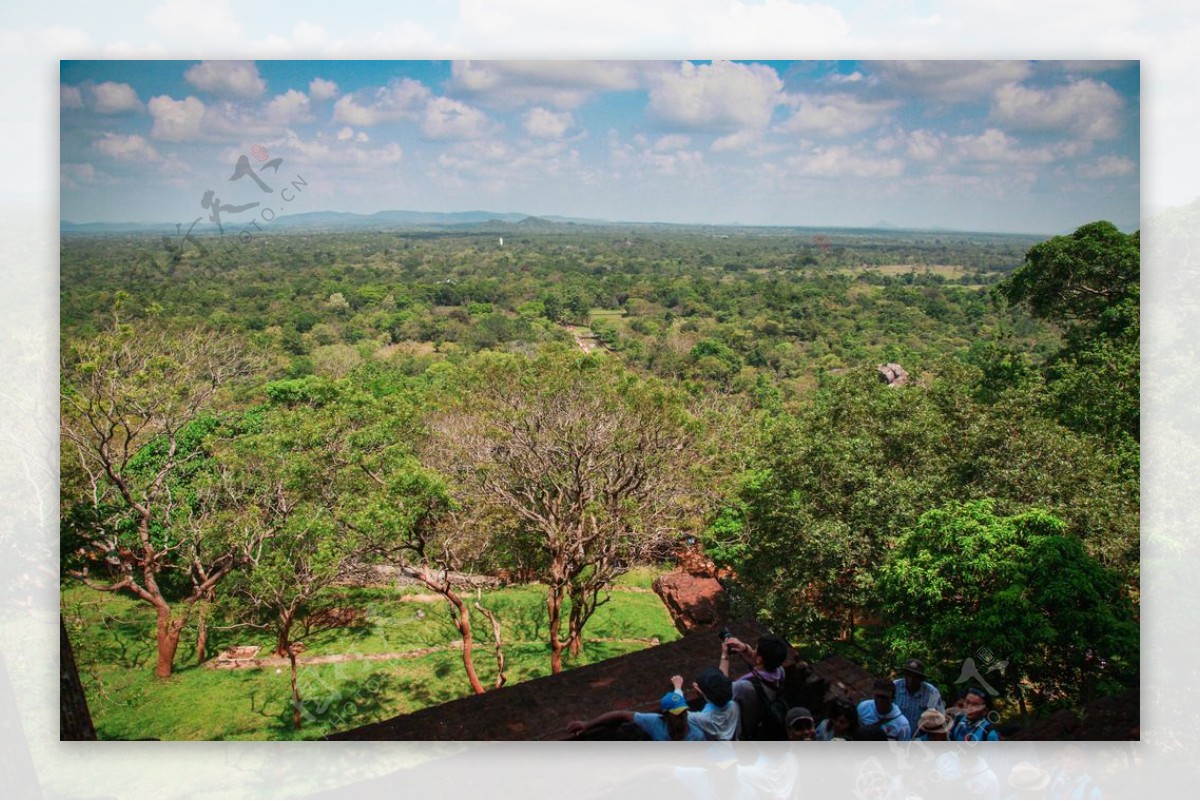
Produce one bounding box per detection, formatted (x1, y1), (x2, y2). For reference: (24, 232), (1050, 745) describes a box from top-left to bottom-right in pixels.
(696, 667), (733, 707)
(785, 707), (814, 727)
(900, 658), (926, 678)
(660, 691), (689, 715)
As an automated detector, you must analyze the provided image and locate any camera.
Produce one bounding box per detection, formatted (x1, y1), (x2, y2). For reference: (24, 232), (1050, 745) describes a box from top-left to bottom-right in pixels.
(718, 627), (731, 641)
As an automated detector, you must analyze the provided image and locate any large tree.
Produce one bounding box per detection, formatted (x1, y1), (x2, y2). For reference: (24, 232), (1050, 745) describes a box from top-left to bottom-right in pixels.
(877, 500), (1138, 709)
(721, 362), (1139, 648)
(61, 320), (256, 677)
(998, 220), (1140, 472)
(433, 349), (701, 673)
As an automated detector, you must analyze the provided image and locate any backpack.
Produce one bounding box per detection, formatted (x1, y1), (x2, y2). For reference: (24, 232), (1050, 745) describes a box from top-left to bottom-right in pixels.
(746, 676), (789, 740)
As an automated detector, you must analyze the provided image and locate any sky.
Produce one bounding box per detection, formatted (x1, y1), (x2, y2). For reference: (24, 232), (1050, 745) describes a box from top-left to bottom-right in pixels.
(60, 58), (1140, 234)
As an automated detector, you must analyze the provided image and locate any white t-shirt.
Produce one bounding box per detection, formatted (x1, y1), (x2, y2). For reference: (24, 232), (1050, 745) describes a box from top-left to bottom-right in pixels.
(689, 700), (741, 740)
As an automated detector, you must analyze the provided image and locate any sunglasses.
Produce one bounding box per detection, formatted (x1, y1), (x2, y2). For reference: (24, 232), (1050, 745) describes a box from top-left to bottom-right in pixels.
(790, 720), (815, 730)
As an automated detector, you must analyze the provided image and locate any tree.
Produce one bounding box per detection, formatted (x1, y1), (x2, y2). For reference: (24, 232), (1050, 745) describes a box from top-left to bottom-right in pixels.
(998, 221), (1140, 469)
(60, 320), (256, 677)
(721, 362), (1140, 647)
(998, 221), (1138, 324)
(877, 500), (1138, 709)
(433, 349), (701, 673)
(214, 399), (365, 727)
(263, 369), (496, 696)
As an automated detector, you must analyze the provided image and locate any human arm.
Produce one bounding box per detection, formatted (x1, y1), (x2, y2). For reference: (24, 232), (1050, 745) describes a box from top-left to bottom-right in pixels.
(566, 709), (635, 738)
(672, 674), (685, 693)
(719, 637), (750, 677)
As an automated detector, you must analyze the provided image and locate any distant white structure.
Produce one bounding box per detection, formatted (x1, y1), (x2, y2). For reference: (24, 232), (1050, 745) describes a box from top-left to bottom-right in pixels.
(498, 237), (504, 247)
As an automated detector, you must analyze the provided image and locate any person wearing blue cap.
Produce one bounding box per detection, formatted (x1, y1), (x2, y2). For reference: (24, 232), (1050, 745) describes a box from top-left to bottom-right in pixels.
(566, 683), (706, 741)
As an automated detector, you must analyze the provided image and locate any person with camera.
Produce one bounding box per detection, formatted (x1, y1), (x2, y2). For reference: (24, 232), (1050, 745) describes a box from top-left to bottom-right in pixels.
(718, 629), (790, 740)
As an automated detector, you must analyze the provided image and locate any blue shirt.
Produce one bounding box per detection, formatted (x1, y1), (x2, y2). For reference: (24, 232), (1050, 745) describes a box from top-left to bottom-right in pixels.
(949, 714), (1000, 742)
(893, 678), (944, 739)
(856, 700), (911, 741)
(632, 711), (707, 741)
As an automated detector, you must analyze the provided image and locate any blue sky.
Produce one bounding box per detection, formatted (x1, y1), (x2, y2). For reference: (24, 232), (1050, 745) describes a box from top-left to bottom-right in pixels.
(60, 59), (1139, 233)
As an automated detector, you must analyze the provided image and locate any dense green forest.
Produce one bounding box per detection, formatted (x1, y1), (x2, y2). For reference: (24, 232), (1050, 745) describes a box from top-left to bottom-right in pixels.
(60, 221), (1138, 739)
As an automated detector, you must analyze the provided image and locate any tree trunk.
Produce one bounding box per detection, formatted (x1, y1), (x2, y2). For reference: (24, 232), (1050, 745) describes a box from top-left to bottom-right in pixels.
(288, 646), (302, 729)
(407, 566), (486, 694)
(195, 604), (209, 664)
(446, 589), (485, 695)
(548, 587), (565, 674)
(276, 608), (296, 657)
(154, 605), (184, 678)
(475, 601), (507, 689)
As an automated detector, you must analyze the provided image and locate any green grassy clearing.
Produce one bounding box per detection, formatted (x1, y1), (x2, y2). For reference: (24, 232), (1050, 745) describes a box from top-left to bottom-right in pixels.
(62, 571), (679, 741)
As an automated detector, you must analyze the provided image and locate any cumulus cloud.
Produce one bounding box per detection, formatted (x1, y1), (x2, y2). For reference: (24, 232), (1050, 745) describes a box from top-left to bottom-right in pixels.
(184, 61), (266, 99)
(653, 134), (692, 152)
(1078, 155), (1136, 178)
(786, 145), (903, 178)
(94, 133), (161, 162)
(61, 85), (84, 109)
(61, 162), (99, 187)
(332, 78), (430, 126)
(422, 97), (494, 140)
(874, 61), (1033, 102)
(264, 89), (312, 125)
(336, 126), (370, 143)
(93, 81), (141, 114)
(276, 130), (402, 168)
(778, 93), (899, 137)
(991, 79), (1124, 139)
(647, 61), (783, 139)
(451, 61), (643, 108)
(148, 95), (206, 141)
(522, 107), (575, 139)
(309, 77), (338, 101)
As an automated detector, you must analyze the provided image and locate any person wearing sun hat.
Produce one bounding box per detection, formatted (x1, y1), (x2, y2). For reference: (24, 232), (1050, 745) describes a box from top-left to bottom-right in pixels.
(566, 682), (707, 741)
(912, 708), (954, 741)
(893, 658), (943, 740)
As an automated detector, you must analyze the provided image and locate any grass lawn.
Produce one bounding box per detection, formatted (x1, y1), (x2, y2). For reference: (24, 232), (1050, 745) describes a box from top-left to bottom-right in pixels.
(62, 570), (679, 741)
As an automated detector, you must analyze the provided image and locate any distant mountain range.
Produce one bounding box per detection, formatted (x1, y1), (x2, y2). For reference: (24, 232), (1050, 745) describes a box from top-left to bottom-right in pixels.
(60, 209), (1052, 238)
(60, 209), (611, 235)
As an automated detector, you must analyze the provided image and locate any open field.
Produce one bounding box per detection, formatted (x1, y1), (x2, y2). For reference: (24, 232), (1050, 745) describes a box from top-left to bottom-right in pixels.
(63, 567), (678, 741)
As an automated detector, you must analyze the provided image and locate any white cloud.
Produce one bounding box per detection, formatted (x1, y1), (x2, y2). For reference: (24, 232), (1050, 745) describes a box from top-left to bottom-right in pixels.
(148, 95), (206, 142)
(61, 85), (84, 109)
(946, 128), (1087, 167)
(61, 162), (98, 186)
(522, 107), (574, 139)
(275, 131), (402, 168)
(421, 97), (493, 140)
(264, 89), (312, 125)
(184, 61), (266, 99)
(778, 93), (899, 137)
(1078, 155), (1136, 178)
(451, 60), (642, 108)
(146, 0), (243, 42)
(94, 133), (161, 162)
(653, 134), (691, 152)
(647, 60), (783, 136)
(991, 79), (1125, 140)
(904, 129), (943, 161)
(874, 61), (1033, 102)
(332, 78), (430, 126)
(786, 145), (903, 178)
(92, 82), (141, 114)
(309, 77), (338, 101)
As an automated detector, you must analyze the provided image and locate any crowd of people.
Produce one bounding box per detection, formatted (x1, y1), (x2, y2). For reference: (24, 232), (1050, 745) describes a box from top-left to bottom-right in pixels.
(565, 636), (1004, 745)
